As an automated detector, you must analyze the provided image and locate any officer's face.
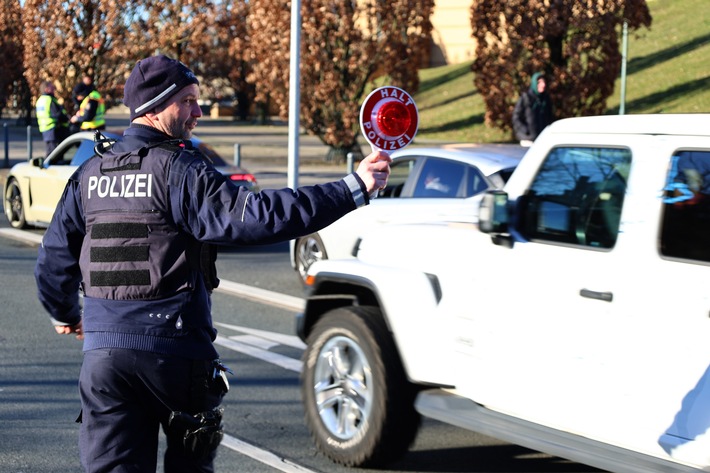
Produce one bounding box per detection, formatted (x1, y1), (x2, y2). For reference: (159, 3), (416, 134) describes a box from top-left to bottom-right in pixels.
(159, 84), (202, 139)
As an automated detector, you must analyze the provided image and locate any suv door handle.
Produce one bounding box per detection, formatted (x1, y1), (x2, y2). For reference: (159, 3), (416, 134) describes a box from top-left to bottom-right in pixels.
(580, 289), (613, 302)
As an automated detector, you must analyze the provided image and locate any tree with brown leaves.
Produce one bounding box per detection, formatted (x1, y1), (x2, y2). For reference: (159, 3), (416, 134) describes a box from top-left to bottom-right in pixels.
(1, 0), (27, 120)
(20, 0), (237, 118)
(247, 0), (434, 161)
(115, 0), (243, 107)
(22, 0), (132, 115)
(210, 0), (252, 117)
(243, 0), (291, 124)
(470, 0), (652, 136)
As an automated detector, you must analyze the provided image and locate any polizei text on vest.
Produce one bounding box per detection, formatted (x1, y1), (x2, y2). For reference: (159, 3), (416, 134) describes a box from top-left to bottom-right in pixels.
(87, 174), (153, 199)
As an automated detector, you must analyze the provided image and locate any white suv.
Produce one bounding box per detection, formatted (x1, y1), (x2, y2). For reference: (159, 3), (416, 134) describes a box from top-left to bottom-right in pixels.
(297, 114), (710, 472)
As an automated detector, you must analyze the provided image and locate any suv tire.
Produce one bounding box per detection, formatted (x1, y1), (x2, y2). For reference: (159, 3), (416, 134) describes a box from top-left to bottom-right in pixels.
(300, 305), (420, 467)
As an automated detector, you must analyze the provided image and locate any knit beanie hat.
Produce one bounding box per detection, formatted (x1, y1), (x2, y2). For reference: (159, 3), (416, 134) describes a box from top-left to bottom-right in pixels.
(124, 55), (199, 121)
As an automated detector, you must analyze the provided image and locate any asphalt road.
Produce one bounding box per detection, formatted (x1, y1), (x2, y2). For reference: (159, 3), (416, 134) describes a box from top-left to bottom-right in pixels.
(0, 220), (607, 473)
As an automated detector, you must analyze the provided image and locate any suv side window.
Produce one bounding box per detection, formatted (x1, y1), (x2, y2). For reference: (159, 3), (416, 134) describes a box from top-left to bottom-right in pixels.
(661, 150), (710, 262)
(520, 146), (631, 248)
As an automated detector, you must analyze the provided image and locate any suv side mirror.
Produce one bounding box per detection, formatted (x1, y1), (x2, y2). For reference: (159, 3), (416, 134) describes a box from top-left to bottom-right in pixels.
(478, 190), (510, 234)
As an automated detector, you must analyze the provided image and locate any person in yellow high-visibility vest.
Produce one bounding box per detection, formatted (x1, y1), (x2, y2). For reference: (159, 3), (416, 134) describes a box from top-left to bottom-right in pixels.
(36, 81), (70, 156)
(70, 76), (106, 133)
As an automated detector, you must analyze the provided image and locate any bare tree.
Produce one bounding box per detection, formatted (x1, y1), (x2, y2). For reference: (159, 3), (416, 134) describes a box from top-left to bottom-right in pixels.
(247, 0), (434, 161)
(0, 0), (26, 120)
(470, 0), (652, 135)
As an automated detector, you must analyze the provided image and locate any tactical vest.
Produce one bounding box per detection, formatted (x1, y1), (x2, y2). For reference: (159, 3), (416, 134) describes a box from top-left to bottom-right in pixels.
(79, 90), (106, 130)
(79, 142), (217, 305)
(36, 94), (67, 133)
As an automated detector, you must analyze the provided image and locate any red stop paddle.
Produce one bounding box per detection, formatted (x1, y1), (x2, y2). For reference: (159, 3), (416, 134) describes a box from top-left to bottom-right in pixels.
(360, 86), (419, 152)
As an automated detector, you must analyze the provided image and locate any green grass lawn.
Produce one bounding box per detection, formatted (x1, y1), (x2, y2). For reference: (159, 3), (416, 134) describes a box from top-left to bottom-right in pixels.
(414, 0), (710, 144)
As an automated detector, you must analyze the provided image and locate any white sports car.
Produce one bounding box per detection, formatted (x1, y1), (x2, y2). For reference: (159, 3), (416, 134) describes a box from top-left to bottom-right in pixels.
(290, 144), (526, 283)
(4, 131), (258, 229)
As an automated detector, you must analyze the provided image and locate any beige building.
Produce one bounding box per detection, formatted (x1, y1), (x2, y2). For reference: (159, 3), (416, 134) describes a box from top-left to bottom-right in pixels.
(429, 1), (474, 66)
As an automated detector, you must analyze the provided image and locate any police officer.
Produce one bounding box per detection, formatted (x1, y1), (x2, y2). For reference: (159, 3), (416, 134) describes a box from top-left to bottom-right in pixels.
(70, 76), (106, 133)
(35, 54), (391, 473)
(36, 80), (70, 156)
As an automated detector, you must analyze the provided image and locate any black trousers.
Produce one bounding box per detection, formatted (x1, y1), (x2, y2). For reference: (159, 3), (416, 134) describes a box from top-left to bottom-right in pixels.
(78, 348), (224, 473)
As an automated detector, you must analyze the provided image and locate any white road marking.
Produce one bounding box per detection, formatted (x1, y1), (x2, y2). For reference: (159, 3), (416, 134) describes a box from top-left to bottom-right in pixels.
(221, 434), (319, 473)
(214, 326), (313, 470)
(215, 322), (307, 349)
(214, 335), (303, 373)
(230, 334), (280, 350)
(215, 279), (305, 312)
(0, 228), (43, 245)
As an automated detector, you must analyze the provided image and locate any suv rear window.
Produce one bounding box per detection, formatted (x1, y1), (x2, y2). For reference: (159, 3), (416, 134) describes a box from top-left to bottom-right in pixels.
(661, 150), (710, 262)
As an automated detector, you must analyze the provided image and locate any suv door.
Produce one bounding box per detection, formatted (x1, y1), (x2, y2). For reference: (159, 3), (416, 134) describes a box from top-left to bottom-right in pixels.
(629, 140), (710, 466)
(456, 135), (710, 467)
(453, 142), (634, 437)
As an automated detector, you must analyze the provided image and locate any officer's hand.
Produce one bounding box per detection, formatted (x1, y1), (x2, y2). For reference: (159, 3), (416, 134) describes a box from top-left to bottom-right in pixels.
(55, 321), (84, 340)
(355, 150), (392, 195)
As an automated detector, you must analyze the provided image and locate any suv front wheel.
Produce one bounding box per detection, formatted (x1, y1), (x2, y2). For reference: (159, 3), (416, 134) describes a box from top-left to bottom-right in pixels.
(300, 306), (420, 467)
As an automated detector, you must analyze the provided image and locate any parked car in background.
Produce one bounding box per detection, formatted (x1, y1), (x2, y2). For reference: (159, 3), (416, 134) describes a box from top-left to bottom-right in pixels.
(3, 131), (258, 229)
(290, 144), (526, 283)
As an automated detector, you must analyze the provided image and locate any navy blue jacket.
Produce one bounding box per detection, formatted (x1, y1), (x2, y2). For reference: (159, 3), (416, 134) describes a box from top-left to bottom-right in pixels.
(35, 124), (368, 359)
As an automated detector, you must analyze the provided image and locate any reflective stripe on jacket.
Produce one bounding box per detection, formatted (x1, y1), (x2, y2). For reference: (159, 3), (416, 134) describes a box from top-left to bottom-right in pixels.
(79, 90), (106, 130)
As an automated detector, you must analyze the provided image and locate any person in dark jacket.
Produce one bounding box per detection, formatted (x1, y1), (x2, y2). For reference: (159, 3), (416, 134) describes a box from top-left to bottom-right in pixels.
(512, 71), (554, 146)
(35, 54), (391, 473)
(70, 75), (106, 133)
(36, 81), (70, 156)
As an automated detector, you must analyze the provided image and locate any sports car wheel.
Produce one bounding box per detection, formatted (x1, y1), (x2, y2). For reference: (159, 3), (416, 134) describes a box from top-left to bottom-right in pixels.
(295, 233), (327, 284)
(4, 179), (27, 229)
(301, 306), (420, 467)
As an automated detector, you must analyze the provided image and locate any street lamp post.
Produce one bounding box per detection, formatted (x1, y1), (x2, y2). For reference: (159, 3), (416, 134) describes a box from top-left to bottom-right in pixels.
(619, 21), (628, 115)
(287, 0), (301, 189)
